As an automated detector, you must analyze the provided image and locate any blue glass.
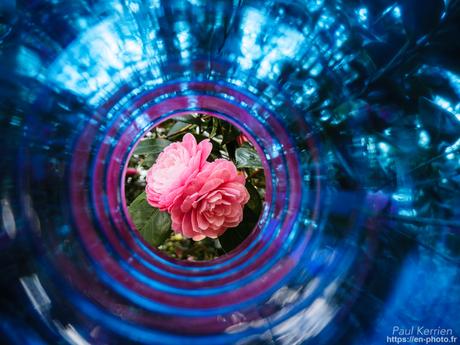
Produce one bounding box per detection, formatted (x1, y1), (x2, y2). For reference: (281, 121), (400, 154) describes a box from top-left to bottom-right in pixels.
(0, 0), (459, 344)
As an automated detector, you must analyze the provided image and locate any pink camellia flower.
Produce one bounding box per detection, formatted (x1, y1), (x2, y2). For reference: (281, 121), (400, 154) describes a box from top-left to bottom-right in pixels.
(145, 133), (212, 211)
(169, 159), (250, 241)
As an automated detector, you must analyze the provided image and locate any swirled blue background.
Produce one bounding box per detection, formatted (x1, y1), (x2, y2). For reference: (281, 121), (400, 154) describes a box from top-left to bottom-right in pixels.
(0, 0), (459, 344)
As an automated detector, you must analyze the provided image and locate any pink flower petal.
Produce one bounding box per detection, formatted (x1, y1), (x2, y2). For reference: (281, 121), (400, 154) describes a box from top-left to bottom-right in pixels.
(181, 212), (195, 238)
(192, 234), (206, 241)
(198, 178), (224, 195)
(196, 210), (209, 230)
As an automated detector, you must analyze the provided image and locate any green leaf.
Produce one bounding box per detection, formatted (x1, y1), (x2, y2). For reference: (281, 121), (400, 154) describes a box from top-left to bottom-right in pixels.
(209, 116), (218, 138)
(128, 192), (152, 224)
(245, 182), (262, 215)
(128, 192), (172, 246)
(142, 208), (172, 246)
(167, 121), (191, 137)
(134, 138), (171, 156)
(142, 153), (157, 168)
(221, 124), (240, 144)
(235, 146), (263, 168)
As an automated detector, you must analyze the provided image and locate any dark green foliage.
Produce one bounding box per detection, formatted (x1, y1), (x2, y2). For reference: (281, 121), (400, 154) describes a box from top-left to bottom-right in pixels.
(218, 182), (263, 253)
(128, 192), (171, 247)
